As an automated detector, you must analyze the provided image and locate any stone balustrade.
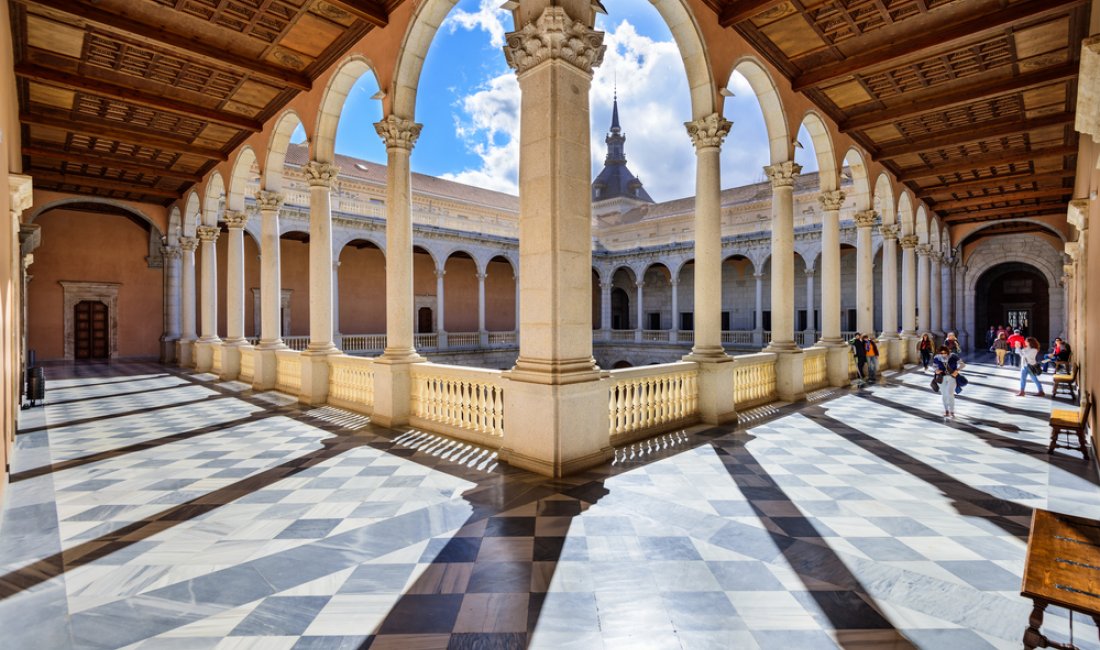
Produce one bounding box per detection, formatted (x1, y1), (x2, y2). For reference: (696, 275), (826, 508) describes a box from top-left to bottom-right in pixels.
(410, 363), (505, 447)
(275, 349), (302, 394)
(608, 362), (699, 444)
(802, 347), (828, 392)
(239, 347), (255, 383)
(327, 355), (374, 415)
(733, 352), (778, 409)
(211, 345), (223, 375)
(447, 332), (481, 347)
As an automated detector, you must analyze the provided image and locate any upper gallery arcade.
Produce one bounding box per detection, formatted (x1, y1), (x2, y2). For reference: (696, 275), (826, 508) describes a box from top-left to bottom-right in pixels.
(1, 0), (1098, 480)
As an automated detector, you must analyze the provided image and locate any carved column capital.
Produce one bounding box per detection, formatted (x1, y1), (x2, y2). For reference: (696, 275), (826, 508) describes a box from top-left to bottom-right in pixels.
(476, 272), (488, 281)
(255, 190), (285, 212)
(435, 268), (446, 279)
(600, 281), (612, 290)
(899, 235), (919, 249)
(503, 6), (605, 77)
(764, 161), (801, 189)
(1068, 197), (1090, 231)
(304, 161), (341, 188)
(179, 237), (199, 253)
(684, 113), (732, 150)
(818, 190), (845, 212)
(223, 211), (249, 229)
(196, 225), (220, 243)
(162, 245), (182, 261)
(854, 210), (878, 228)
(915, 244), (931, 257)
(879, 223), (899, 240)
(374, 115), (423, 151)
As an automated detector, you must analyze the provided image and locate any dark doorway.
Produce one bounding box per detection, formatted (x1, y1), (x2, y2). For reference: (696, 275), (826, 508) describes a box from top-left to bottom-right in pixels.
(680, 312), (694, 331)
(611, 288), (630, 329)
(417, 307), (433, 333)
(721, 311), (730, 331)
(975, 262), (1049, 347)
(647, 312), (661, 330)
(75, 300), (108, 360)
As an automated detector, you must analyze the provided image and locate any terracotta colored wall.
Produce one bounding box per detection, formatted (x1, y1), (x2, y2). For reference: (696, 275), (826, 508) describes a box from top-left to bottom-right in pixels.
(27, 209), (163, 360)
(338, 245), (386, 333)
(485, 259), (516, 331)
(213, 232), (261, 337)
(444, 257), (478, 332)
(0, 0), (16, 499)
(280, 238), (310, 336)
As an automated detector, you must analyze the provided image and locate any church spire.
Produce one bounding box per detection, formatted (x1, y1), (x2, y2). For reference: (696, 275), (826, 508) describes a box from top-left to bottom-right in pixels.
(610, 87), (620, 132)
(591, 91), (654, 204)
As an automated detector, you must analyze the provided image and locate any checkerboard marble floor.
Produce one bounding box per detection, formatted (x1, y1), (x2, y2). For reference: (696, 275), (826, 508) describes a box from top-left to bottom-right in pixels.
(1, 357), (1098, 649)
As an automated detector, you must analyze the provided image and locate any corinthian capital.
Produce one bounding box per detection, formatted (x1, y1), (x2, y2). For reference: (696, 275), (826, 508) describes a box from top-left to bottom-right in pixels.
(764, 161), (801, 189)
(854, 210), (878, 228)
(196, 225), (220, 243)
(223, 211), (249, 229)
(879, 223), (899, 240)
(915, 244), (931, 256)
(374, 115), (423, 151)
(899, 235), (919, 249)
(684, 113), (732, 150)
(255, 190), (285, 212)
(503, 6), (605, 76)
(304, 161), (341, 188)
(161, 245), (182, 261)
(179, 237), (199, 253)
(818, 190), (845, 212)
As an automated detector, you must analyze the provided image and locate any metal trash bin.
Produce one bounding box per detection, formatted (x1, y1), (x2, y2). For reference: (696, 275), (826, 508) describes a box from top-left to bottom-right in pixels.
(25, 366), (45, 408)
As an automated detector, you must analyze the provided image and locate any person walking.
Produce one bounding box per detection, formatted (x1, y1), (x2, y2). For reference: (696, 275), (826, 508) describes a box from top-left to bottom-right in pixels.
(1016, 336), (1045, 397)
(992, 331), (1008, 366)
(863, 334), (880, 383)
(985, 326), (995, 348)
(932, 345), (962, 417)
(944, 331), (961, 357)
(1006, 329), (1026, 367)
(918, 333), (934, 371)
(850, 332), (867, 380)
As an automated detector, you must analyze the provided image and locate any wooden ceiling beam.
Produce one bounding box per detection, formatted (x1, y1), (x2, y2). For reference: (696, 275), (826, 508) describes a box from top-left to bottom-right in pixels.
(842, 63), (1078, 131)
(15, 63), (262, 133)
(21, 112), (227, 161)
(718, 0), (786, 27)
(791, 0), (1086, 91)
(932, 187), (1073, 211)
(919, 170), (1076, 197)
(30, 172), (182, 199)
(944, 211), (1066, 225)
(877, 112), (1074, 159)
(328, 0), (388, 27)
(897, 145), (1078, 181)
(21, 146), (203, 183)
(941, 203), (1068, 222)
(16, 0), (311, 91)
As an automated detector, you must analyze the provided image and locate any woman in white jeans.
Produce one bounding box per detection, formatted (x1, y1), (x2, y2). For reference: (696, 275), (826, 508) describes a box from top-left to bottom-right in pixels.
(1016, 336), (1045, 397)
(932, 346), (960, 417)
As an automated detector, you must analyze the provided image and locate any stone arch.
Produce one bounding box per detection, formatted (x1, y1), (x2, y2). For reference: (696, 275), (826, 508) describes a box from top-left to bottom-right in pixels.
(872, 173), (895, 224)
(915, 205), (929, 243)
(841, 147), (871, 212)
(167, 206), (182, 244)
(412, 244), (440, 273)
(183, 192), (201, 236)
(27, 198), (161, 236)
(334, 231), (386, 255)
(442, 246), (486, 274)
(799, 111), (837, 191)
(675, 257), (697, 281)
(315, 54), (383, 165)
(897, 193), (915, 237)
(958, 219), (1068, 247)
(227, 146), (260, 212)
(265, 109), (305, 192)
(203, 172), (226, 225)
(729, 57), (789, 165)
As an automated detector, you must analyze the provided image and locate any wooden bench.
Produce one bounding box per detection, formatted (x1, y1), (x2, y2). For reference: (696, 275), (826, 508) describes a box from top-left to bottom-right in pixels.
(1049, 392), (1092, 460)
(1022, 509), (1100, 649)
(1052, 363), (1079, 401)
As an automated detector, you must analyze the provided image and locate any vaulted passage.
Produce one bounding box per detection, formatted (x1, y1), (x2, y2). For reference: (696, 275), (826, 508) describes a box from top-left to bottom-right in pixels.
(976, 262), (1050, 346)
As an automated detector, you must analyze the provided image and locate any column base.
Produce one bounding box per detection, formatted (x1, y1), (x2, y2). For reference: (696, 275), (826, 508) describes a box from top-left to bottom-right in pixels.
(884, 337), (904, 370)
(508, 356), (602, 386)
(684, 346), (728, 363)
(176, 339), (195, 368)
(370, 355), (424, 428)
(901, 334), (919, 365)
(683, 356), (736, 425)
(773, 348), (805, 401)
(220, 339), (249, 381)
(160, 337), (178, 365)
(194, 338), (219, 372)
(299, 348), (338, 406)
(252, 342), (285, 391)
(820, 341), (851, 387)
(499, 374), (612, 478)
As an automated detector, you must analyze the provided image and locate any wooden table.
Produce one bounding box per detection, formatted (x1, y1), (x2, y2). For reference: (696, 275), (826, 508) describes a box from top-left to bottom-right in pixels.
(1022, 509), (1100, 649)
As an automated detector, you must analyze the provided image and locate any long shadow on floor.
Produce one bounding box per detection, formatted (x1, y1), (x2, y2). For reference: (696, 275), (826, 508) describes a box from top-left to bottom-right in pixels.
(16, 392), (228, 436)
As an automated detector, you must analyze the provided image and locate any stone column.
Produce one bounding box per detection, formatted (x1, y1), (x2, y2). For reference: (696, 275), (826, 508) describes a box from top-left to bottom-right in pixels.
(178, 237), (198, 367)
(500, 5), (612, 476)
(929, 252), (943, 337)
(917, 244), (931, 334)
(817, 190), (848, 385)
(298, 160), (340, 405)
(162, 245), (182, 363)
(854, 209), (876, 336)
(956, 264), (969, 351)
(436, 267), (447, 348)
(332, 260), (342, 350)
(600, 281), (612, 338)
(764, 161), (803, 401)
(878, 224), (901, 367)
(252, 191), (285, 390)
(634, 280), (644, 342)
(1066, 199), (1088, 386)
(753, 271), (764, 348)
(193, 224), (220, 372)
(371, 115), (425, 427)
(900, 235), (918, 359)
(804, 267), (815, 345)
(669, 277), (679, 340)
(221, 211), (249, 379)
(478, 271), (488, 346)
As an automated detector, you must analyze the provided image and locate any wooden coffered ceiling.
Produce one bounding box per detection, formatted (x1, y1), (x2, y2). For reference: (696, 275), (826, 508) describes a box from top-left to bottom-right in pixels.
(9, 0), (393, 206)
(722, 0), (1089, 230)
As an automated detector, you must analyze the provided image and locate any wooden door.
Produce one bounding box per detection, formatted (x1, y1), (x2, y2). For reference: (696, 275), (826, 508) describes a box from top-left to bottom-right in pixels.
(75, 300), (108, 360)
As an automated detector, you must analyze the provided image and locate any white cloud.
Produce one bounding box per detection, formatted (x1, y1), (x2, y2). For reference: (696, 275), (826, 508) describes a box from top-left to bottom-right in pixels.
(442, 0), (510, 47)
(439, 71), (520, 194)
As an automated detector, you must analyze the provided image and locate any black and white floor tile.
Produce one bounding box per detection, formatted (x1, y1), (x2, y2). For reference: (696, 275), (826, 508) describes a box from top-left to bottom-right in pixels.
(0, 356), (1097, 649)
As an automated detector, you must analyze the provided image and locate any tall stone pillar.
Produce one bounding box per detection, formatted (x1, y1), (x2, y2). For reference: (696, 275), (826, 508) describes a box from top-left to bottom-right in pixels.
(764, 161), (803, 401)
(193, 224), (220, 372)
(804, 267), (815, 344)
(600, 281), (611, 338)
(956, 264), (969, 351)
(162, 245), (182, 363)
(917, 244), (932, 335)
(879, 224), (901, 367)
(854, 210), (876, 336)
(753, 271), (764, 347)
(478, 271), (488, 346)
(930, 252), (943, 336)
(634, 280), (644, 341)
(298, 161), (340, 405)
(252, 191), (285, 390)
(221, 211), (249, 379)
(436, 268), (447, 347)
(332, 260), (342, 350)
(900, 235), (918, 358)
(500, 5), (612, 476)
(1066, 198), (1088, 388)
(669, 278), (679, 340)
(682, 112), (736, 422)
(817, 190), (848, 385)
(178, 237), (198, 367)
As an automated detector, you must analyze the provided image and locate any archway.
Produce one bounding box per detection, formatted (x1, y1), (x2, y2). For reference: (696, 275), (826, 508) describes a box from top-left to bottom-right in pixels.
(611, 288), (631, 331)
(975, 263), (1050, 349)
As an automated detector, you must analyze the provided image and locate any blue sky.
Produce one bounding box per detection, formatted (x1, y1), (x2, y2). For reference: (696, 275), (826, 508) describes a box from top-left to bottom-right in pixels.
(327, 0), (818, 202)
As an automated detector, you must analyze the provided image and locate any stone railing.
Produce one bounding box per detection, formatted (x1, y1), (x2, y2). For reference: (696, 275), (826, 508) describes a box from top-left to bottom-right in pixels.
(239, 347), (255, 383)
(448, 332), (481, 347)
(343, 334), (386, 353)
(608, 361), (699, 443)
(487, 331), (517, 346)
(610, 330), (635, 342)
(677, 331), (694, 344)
(762, 331), (773, 346)
(211, 343), (223, 374)
(415, 333), (439, 349)
(327, 355), (374, 415)
(410, 363), (505, 447)
(284, 336), (310, 351)
(841, 330), (857, 342)
(245, 336), (260, 346)
(275, 349), (302, 394)
(733, 352), (778, 408)
(641, 330), (671, 342)
(802, 347), (828, 391)
(722, 330), (753, 345)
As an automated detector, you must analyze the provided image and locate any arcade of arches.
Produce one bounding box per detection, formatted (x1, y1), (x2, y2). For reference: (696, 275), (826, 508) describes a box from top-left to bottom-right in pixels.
(2, 0), (1100, 646)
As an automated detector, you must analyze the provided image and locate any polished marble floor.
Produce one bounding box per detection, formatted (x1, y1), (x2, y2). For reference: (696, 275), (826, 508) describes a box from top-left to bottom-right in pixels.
(1, 356), (1098, 649)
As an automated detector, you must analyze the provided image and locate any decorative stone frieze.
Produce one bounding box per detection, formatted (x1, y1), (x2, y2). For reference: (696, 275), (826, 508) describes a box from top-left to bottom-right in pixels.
(899, 235), (919, 249)
(503, 6), (605, 76)
(764, 161), (801, 188)
(304, 161), (341, 188)
(223, 211), (249, 229)
(255, 190), (285, 212)
(879, 223), (899, 240)
(684, 113), (732, 150)
(374, 115), (423, 151)
(179, 237), (199, 253)
(818, 190), (845, 212)
(854, 210), (878, 228)
(196, 225), (220, 243)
